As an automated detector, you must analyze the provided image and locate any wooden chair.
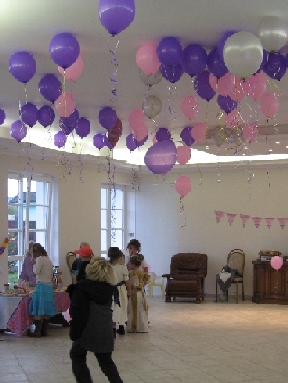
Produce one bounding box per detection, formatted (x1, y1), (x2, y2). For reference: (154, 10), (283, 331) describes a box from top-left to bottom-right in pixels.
(65, 251), (77, 284)
(216, 249), (245, 304)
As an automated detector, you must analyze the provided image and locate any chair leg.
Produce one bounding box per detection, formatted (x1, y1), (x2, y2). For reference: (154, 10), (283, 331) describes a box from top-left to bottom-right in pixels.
(161, 286), (165, 298)
(242, 283), (245, 301)
(226, 290), (228, 301)
(215, 281), (218, 302)
(148, 285), (152, 298)
(236, 282), (239, 304)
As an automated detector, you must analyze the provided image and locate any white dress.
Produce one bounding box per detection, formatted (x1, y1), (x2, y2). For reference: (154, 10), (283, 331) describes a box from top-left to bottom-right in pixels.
(127, 269), (149, 333)
(111, 263), (129, 325)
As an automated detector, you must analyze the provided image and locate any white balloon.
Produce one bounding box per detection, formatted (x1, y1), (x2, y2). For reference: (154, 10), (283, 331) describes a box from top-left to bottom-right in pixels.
(223, 31), (263, 79)
(257, 16), (288, 52)
(142, 95), (162, 119)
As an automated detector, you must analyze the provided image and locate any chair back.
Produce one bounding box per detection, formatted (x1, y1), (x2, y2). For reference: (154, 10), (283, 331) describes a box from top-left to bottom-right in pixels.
(170, 253), (207, 278)
(227, 249), (245, 275)
(66, 251), (76, 272)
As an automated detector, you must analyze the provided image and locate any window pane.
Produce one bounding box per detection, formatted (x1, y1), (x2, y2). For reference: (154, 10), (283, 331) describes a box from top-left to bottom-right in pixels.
(101, 189), (107, 209)
(101, 210), (107, 228)
(8, 260), (19, 284)
(24, 206), (48, 230)
(101, 230), (107, 251)
(8, 179), (19, 202)
(110, 188), (123, 209)
(8, 232), (20, 256)
(111, 229), (123, 248)
(8, 205), (19, 229)
(111, 209), (123, 227)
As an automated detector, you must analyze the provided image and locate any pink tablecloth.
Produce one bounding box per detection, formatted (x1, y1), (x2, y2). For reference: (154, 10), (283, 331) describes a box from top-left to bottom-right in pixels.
(7, 291), (70, 337)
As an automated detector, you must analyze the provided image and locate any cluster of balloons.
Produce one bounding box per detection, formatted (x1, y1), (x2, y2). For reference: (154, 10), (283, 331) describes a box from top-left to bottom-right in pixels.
(93, 107), (123, 150)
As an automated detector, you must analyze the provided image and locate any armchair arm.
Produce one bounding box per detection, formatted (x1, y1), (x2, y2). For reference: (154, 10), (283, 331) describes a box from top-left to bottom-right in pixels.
(162, 273), (171, 280)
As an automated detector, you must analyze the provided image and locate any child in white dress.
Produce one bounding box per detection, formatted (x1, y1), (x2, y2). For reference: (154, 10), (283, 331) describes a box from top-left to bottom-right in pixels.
(108, 247), (131, 337)
(127, 255), (149, 333)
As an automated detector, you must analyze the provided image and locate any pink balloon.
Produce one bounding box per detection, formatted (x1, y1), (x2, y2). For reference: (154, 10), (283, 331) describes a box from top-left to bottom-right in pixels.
(174, 175), (191, 197)
(191, 122), (206, 142)
(177, 146), (191, 165)
(128, 109), (145, 130)
(136, 43), (160, 75)
(227, 76), (246, 102)
(246, 71), (266, 101)
(180, 95), (200, 120)
(260, 93), (279, 119)
(225, 109), (243, 129)
(209, 73), (218, 92)
(54, 93), (76, 117)
(133, 124), (148, 142)
(58, 55), (84, 82)
(271, 256), (283, 271)
(242, 123), (258, 143)
(217, 71), (234, 96)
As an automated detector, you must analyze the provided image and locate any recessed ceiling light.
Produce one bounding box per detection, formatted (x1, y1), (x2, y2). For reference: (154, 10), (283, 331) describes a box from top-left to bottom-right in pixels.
(269, 149), (273, 152)
(275, 142), (280, 144)
(205, 146), (209, 149)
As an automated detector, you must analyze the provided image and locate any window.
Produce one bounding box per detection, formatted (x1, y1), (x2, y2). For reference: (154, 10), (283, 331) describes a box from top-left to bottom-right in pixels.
(7, 172), (54, 283)
(101, 185), (126, 257)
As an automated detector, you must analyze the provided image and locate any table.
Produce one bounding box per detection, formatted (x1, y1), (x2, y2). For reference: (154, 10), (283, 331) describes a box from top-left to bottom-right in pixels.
(0, 295), (23, 330)
(1, 291), (70, 337)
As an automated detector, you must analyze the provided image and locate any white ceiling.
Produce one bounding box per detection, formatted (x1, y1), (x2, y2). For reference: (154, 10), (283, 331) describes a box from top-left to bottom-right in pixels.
(1, 0), (288, 169)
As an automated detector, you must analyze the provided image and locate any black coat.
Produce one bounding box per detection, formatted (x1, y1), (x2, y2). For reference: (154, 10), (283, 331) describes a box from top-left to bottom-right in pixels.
(67, 280), (114, 353)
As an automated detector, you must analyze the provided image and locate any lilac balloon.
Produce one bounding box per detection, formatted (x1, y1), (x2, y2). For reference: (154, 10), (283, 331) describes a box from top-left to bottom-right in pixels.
(194, 70), (216, 101)
(38, 74), (62, 102)
(38, 105), (55, 128)
(99, 107), (117, 130)
(144, 140), (177, 174)
(218, 30), (237, 61)
(180, 126), (195, 146)
(54, 131), (67, 148)
(157, 37), (182, 67)
(126, 133), (138, 151)
(49, 33), (80, 69)
(59, 109), (79, 134)
(20, 102), (38, 127)
(207, 48), (228, 79)
(9, 51), (36, 84)
(76, 118), (90, 138)
(217, 95), (238, 114)
(10, 120), (27, 143)
(136, 135), (148, 147)
(0, 109), (6, 125)
(160, 62), (184, 83)
(99, 0), (135, 36)
(155, 127), (171, 142)
(181, 44), (207, 77)
(264, 52), (286, 81)
(93, 133), (107, 149)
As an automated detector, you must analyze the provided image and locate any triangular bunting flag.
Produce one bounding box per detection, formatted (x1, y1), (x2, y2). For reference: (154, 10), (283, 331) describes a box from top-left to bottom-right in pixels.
(240, 214), (250, 228)
(252, 217), (262, 228)
(226, 213), (237, 226)
(278, 218), (288, 230)
(214, 210), (225, 223)
(265, 218), (274, 229)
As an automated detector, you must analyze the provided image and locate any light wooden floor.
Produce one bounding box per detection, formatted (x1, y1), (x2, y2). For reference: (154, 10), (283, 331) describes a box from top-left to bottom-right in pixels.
(1, 297), (288, 383)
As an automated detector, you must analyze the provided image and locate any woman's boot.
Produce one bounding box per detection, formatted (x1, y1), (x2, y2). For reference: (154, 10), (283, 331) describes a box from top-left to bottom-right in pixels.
(28, 320), (42, 338)
(41, 319), (50, 336)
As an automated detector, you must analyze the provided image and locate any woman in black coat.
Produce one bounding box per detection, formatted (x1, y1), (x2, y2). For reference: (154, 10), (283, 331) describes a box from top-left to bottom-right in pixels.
(67, 257), (123, 383)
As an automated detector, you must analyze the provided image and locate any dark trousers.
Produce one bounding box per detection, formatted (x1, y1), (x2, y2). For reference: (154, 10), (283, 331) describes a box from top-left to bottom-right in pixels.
(70, 340), (123, 383)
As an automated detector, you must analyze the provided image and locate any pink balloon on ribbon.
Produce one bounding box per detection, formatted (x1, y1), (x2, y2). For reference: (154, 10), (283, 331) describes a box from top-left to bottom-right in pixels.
(225, 109), (243, 129)
(136, 43), (160, 75)
(242, 123), (258, 143)
(270, 256), (283, 271)
(180, 95), (200, 120)
(128, 109), (145, 130)
(58, 55), (84, 82)
(260, 92), (279, 118)
(174, 175), (192, 197)
(54, 93), (76, 117)
(191, 122), (206, 142)
(177, 146), (191, 165)
(217, 71), (234, 96)
(133, 124), (148, 142)
(247, 71), (267, 101)
(226, 76), (246, 102)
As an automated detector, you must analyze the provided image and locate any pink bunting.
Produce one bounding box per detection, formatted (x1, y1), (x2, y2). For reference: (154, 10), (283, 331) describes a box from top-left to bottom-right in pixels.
(240, 214), (250, 228)
(265, 218), (274, 229)
(214, 210), (225, 223)
(252, 217), (262, 228)
(278, 218), (288, 230)
(226, 213), (237, 226)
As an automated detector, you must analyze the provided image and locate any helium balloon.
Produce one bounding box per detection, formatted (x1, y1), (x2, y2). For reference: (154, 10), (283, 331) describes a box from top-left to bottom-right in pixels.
(0, 108), (6, 125)
(144, 140), (177, 174)
(156, 37), (182, 67)
(181, 44), (207, 77)
(93, 133), (108, 149)
(175, 175), (192, 197)
(99, 107), (117, 130)
(38, 105), (55, 128)
(136, 43), (160, 75)
(108, 118), (122, 147)
(257, 16), (288, 52)
(126, 133), (138, 151)
(139, 69), (162, 87)
(9, 51), (36, 84)
(10, 120), (27, 143)
(58, 55), (84, 81)
(155, 127), (171, 142)
(99, 0), (135, 36)
(55, 93), (76, 118)
(38, 74), (62, 103)
(20, 102), (38, 127)
(49, 33), (80, 69)
(160, 62), (184, 83)
(76, 117), (90, 138)
(54, 131), (67, 148)
(142, 95), (162, 119)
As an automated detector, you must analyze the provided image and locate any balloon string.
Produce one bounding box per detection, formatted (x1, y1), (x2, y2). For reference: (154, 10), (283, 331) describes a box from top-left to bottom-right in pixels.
(179, 197), (187, 228)
(62, 73), (67, 116)
(109, 39), (119, 102)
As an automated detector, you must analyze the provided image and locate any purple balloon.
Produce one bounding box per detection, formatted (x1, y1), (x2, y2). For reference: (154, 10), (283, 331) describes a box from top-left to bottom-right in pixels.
(256, 49), (268, 73)
(0, 109), (6, 125)
(144, 140), (177, 174)
(38, 105), (55, 128)
(9, 51), (36, 84)
(180, 126), (195, 146)
(10, 120), (27, 143)
(194, 70), (216, 101)
(99, 107), (117, 130)
(54, 131), (67, 148)
(38, 74), (62, 103)
(93, 133), (107, 149)
(76, 118), (90, 138)
(99, 0), (135, 36)
(126, 134), (138, 151)
(49, 33), (80, 69)
(157, 37), (182, 67)
(207, 48), (228, 79)
(264, 52), (286, 81)
(20, 102), (38, 127)
(218, 30), (237, 61)
(160, 62), (184, 83)
(59, 109), (79, 134)
(155, 127), (171, 142)
(181, 44), (207, 77)
(136, 135), (148, 147)
(217, 95), (238, 114)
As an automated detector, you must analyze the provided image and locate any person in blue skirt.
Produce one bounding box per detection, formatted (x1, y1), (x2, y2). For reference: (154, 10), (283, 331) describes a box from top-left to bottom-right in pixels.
(28, 243), (58, 337)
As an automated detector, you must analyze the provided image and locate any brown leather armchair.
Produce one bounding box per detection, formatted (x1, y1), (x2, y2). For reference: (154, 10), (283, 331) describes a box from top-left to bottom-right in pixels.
(162, 253), (208, 303)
